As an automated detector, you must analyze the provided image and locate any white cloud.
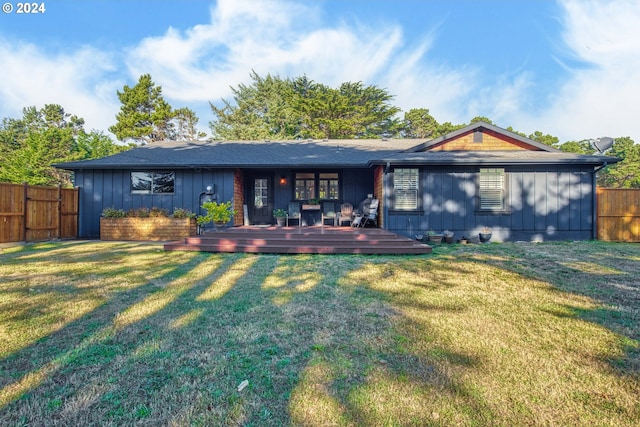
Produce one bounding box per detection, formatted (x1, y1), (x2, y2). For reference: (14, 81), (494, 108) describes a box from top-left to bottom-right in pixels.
(125, 0), (477, 129)
(126, 0), (323, 102)
(7, 0), (635, 145)
(0, 38), (121, 133)
(523, 0), (640, 142)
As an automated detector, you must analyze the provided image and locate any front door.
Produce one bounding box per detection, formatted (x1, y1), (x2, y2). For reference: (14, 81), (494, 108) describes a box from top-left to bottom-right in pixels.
(248, 175), (273, 225)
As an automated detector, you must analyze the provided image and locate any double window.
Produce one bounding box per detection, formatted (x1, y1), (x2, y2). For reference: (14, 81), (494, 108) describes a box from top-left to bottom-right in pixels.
(394, 168), (419, 210)
(478, 168), (506, 211)
(295, 172), (339, 200)
(131, 171), (175, 194)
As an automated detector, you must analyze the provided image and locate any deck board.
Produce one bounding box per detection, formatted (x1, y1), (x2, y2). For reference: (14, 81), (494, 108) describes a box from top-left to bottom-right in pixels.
(164, 226), (432, 255)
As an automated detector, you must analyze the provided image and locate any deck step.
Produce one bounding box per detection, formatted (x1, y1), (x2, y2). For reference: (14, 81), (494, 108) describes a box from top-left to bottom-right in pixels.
(164, 226), (432, 255)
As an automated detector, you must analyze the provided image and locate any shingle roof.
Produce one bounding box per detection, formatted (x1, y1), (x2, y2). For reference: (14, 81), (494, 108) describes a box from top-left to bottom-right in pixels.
(55, 138), (422, 170)
(55, 122), (618, 170)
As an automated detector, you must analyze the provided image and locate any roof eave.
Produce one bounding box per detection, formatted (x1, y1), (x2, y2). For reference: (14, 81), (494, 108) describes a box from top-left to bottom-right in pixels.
(369, 156), (620, 167)
(54, 162), (373, 171)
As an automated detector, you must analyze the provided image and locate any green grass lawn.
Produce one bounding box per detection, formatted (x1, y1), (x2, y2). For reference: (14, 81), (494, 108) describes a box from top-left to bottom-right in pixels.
(0, 240), (638, 426)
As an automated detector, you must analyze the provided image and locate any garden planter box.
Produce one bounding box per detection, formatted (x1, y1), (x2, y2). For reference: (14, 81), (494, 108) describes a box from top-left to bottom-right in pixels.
(100, 218), (197, 241)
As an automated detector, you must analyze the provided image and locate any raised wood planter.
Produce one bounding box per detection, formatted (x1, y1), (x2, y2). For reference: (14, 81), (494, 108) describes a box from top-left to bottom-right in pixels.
(100, 217), (197, 241)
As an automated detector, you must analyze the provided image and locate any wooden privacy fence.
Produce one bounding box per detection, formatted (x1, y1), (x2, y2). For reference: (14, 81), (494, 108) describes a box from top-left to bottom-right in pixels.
(597, 188), (640, 242)
(0, 183), (79, 243)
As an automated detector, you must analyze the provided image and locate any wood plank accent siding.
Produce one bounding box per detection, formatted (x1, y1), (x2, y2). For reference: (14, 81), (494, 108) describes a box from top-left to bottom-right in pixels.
(233, 168), (244, 226)
(0, 183), (78, 243)
(597, 188), (640, 242)
(430, 129), (538, 151)
(374, 166), (384, 228)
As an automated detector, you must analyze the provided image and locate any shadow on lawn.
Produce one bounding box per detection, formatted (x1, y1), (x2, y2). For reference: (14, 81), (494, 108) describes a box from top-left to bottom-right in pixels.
(447, 242), (640, 375)
(4, 241), (637, 425)
(0, 244), (492, 426)
(0, 247), (216, 391)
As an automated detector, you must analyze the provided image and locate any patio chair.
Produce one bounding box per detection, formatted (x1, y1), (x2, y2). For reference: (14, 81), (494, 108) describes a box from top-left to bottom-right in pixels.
(321, 201), (337, 226)
(356, 198), (379, 228)
(351, 196), (372, 227)
(286, 201), (302, 227)
(338, 202), (353, 226)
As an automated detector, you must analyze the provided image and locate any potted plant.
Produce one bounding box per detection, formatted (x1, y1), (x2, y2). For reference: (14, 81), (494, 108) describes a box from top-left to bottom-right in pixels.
(443, 230), (455, 244)
(198, 201), (236, 231)
(273, 208), (287, 226)
(302, 197), (321, 211)
(479, 227), (492, 243)
(427, 230), (443, 244)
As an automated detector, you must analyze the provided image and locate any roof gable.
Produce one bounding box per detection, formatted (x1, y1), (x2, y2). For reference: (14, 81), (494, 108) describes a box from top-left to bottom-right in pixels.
(406, 121), (561, 153)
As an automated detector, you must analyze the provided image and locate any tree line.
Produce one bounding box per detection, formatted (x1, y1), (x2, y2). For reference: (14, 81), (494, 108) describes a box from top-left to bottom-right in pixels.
(1, 72), (638, 188)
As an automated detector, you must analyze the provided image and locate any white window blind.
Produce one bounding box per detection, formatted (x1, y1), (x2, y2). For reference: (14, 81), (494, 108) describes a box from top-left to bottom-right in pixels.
(394, 168), (419, 210)
(479, 168), (505, 210)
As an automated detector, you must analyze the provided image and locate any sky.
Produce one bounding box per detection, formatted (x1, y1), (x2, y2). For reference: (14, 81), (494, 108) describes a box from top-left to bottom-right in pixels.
(1, 0), (639, 143)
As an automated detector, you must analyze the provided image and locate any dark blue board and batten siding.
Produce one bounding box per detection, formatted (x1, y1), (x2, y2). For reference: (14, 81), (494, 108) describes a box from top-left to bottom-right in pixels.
(384, 165), (595, 242)
(74, 169), (236, 238)
(74, 167), (374, 239)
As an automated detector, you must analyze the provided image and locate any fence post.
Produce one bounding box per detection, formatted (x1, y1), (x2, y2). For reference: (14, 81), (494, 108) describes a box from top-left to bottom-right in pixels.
(22, 182), (28, 242)
(57, 184), (62, 239)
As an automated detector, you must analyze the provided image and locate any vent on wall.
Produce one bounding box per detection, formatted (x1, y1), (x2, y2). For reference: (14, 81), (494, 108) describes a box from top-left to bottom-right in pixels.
(473, 129), (483, 143)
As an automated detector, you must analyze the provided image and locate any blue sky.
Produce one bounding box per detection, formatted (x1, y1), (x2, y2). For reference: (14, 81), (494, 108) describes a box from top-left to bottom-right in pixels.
(1, 0), (638, 142)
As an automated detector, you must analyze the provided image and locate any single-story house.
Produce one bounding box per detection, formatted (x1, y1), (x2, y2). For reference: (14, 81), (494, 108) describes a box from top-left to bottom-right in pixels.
(55, 121), (618, 242)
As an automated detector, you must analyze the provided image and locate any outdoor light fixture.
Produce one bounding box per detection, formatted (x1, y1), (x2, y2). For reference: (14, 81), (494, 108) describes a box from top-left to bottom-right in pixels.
(199, 184), (217, 210)
(279, 177), (286, 185)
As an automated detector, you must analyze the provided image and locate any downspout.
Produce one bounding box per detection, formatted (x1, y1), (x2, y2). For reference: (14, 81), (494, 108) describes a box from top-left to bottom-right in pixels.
(592, 162), (607, 240)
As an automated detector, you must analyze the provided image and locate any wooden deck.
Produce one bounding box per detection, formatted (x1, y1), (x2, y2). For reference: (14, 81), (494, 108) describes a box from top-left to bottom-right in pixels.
(164, 226), (432, 255)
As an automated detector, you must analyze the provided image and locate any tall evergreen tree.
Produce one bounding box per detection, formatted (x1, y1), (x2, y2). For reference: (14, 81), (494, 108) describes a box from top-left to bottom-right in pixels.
(211, 71), (298, 140)
(403, 108), (439, 138)
(0, 105), (130, 186)
(171, 107), (205, 141)
(109, 74), (176, 144)
(598, 137), (640, 188)
(528, 130), (559, 147)
(210, 72), (400, 140)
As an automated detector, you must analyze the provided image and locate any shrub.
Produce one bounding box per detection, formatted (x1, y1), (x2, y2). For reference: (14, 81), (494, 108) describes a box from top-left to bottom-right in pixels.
(101, 207), (127, 218)
(197, 201), (236, 226)
(103, 206), (196, 219)
(149, 207), (169, 218)
(172, 208), (196, 219)
(128, 207), (150, 218)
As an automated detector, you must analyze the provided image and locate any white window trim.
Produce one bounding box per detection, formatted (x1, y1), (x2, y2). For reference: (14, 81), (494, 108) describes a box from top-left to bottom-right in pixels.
(394, 168), (419, 210)
(478, 168), (506, 212)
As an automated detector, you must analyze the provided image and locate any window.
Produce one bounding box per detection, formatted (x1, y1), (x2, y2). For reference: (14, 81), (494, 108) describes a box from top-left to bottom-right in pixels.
(394, 168), (419, 210)
(295, 172), (340, 200)
(131, 172), (175, 194)
(319, 173), (339, 200)
(254, 178), (268, 208)
(295, 173), (315, 200)
(479, 168), (505, 211)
